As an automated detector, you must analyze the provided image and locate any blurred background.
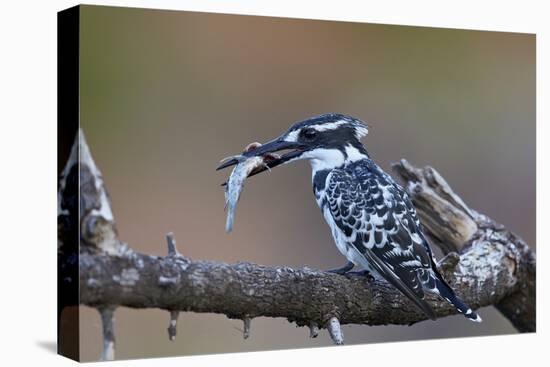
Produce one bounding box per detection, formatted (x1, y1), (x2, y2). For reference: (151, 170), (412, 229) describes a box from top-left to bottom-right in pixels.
(77, 5), (535, 361)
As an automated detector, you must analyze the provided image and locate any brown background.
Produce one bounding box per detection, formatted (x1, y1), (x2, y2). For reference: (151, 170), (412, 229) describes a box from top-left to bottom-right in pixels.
(78, 5), (535, 361)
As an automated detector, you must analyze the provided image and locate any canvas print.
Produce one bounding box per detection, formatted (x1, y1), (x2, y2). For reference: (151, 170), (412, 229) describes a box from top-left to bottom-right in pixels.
(57, 5), (536, 362)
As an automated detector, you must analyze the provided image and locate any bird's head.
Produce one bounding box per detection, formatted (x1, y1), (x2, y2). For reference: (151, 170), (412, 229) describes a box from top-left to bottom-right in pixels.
(218, 113), (369, 173)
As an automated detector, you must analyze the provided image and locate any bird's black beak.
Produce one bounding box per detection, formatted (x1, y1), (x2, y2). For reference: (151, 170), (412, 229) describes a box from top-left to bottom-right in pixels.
(216, 137), (304, 173)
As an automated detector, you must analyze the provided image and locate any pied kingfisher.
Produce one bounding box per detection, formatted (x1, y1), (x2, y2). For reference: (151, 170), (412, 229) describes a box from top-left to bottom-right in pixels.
(218, 113), (481, 322)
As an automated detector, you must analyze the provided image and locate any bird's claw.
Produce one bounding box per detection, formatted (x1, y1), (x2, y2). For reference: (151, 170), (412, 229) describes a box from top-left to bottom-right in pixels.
(326, 261), (354, 275)
(344, 270), (375, 282)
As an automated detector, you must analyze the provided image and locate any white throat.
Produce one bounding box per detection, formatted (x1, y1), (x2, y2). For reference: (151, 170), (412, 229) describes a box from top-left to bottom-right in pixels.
(305, 144), (366, 174)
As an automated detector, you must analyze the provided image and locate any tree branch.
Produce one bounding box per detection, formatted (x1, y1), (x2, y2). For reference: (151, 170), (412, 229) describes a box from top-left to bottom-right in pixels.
(59, 131), (535, 359)
(78, 231), (531, 327)
(392, 159), (536, 332)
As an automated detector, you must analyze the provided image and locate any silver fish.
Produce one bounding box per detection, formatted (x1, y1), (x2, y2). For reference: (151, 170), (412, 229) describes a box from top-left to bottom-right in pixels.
(223, 155), (269, 233)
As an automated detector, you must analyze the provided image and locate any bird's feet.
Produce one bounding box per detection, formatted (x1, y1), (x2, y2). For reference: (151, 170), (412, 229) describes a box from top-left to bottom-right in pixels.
(344, 270), (375, 282)
(325, 261), (354, 275)
(326, 262), (375, 282)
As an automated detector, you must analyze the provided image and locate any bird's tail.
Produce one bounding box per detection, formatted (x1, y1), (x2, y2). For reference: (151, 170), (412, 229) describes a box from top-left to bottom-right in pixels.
(433, 276), (482, 323)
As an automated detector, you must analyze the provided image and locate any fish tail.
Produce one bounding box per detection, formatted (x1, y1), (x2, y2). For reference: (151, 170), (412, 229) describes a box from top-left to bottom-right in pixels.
(225, 206), (234, 233)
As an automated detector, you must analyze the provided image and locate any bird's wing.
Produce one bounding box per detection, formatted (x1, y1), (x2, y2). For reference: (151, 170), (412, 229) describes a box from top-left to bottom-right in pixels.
(324, 167), (437, 319)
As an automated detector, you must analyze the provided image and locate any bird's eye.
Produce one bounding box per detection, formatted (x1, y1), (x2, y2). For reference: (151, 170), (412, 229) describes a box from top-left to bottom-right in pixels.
(302, 129), (317, 140)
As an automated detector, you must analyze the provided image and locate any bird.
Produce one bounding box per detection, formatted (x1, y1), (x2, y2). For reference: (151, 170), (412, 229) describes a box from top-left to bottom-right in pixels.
(217, 113), (481, 322)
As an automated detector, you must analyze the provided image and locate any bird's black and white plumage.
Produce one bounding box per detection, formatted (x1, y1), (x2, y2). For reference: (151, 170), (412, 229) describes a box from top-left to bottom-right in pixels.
(318, 157), (479, 321)
(218, 113), (481, 322)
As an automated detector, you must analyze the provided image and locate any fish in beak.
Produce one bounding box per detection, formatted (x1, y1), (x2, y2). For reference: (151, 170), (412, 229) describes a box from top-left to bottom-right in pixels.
(219, 139), (303, 232)
(216, 137), (304, 177)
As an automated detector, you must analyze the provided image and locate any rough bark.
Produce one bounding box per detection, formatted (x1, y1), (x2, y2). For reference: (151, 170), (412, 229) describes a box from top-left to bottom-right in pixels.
(79, 236), (530, 328)
(59, 131), (536, 359)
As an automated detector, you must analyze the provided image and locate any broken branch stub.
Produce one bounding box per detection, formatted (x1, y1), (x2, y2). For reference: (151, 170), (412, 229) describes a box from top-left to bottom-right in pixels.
(392, 159), (478, 253)
(326, 317), (344, 345)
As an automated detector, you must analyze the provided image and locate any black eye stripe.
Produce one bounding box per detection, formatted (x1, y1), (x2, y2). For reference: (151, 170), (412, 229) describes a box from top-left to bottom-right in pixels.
(301, 128), (317, 139)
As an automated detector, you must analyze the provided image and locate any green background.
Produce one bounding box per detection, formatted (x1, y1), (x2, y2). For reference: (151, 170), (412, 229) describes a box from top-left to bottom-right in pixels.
(77, 5), (535, 361)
